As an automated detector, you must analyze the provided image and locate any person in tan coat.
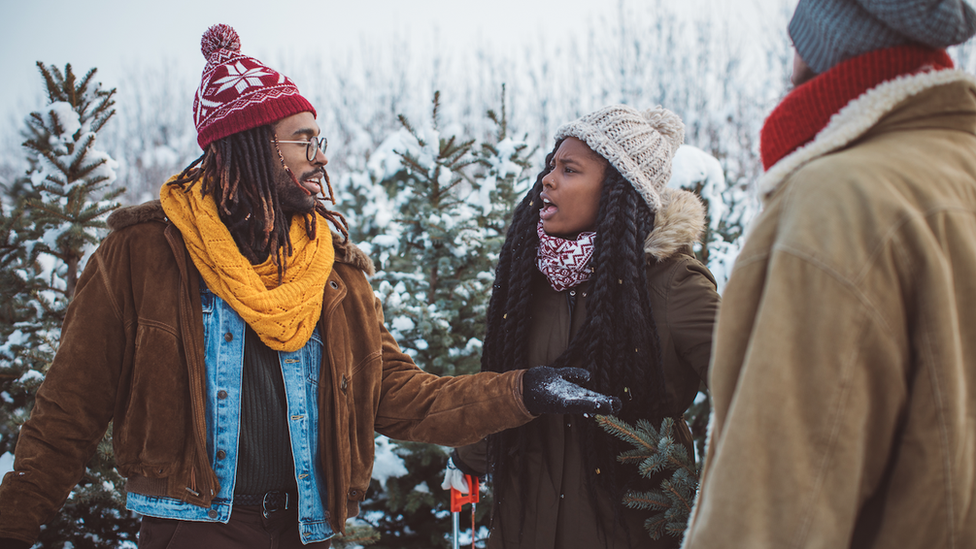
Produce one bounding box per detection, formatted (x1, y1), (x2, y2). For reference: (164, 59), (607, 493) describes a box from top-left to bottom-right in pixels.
(0, 24), (619, 549)
(445, 105), (721, 548)
(683, 1), (976, 548)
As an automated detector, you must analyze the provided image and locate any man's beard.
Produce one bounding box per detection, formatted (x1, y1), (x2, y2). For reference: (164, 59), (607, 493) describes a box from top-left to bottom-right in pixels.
(275, 167), (321, 216)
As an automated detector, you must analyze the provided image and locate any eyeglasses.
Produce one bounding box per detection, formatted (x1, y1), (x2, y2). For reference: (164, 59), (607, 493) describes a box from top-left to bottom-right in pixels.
(275, 135), (328, 162)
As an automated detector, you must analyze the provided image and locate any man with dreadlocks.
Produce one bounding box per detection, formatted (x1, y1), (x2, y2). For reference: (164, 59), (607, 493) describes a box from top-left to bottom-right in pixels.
(0, 25), (620, 549)
(443, 105), (721, 548)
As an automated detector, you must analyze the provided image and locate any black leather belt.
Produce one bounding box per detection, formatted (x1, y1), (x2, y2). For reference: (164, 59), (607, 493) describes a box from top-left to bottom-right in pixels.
(235, 491), (293, 517)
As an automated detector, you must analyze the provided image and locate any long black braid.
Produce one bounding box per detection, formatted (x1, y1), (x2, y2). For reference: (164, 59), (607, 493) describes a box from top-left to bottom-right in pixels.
(484, 140), (666, 534)
(168, 124), (348, 282)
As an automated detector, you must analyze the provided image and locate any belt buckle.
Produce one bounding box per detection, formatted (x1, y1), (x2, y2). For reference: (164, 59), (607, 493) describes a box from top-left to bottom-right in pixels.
(261, 491), (289, 519)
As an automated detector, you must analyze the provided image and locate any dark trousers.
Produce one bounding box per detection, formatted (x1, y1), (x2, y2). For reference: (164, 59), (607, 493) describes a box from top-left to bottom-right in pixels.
(137, 506), (332, 548)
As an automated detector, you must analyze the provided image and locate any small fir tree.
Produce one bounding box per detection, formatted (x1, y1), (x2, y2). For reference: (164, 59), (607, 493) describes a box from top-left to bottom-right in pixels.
(595, 415), (700, 540)
(351, 90), (530, 548)
(0, 62), (131, 549)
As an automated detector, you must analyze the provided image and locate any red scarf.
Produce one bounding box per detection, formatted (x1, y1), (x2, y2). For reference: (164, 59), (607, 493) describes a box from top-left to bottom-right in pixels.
(760, 45), (953, 171)
(537, 220), (596, 292)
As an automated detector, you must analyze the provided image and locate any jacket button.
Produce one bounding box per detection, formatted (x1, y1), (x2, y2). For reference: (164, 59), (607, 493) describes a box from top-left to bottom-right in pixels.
(224, 332), (233, 342)
(348, 489), (358, 497)
(208, 509), (218, 519)
(217, 390), (228, 399)
(216, 450), (226, 460)
(340, 375), (348, 392)
(329, 280), (339, 289)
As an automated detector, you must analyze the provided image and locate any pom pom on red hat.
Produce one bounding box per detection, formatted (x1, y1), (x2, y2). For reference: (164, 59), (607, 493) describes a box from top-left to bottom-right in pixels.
(201, 24), (241, 59)
(192, 23), (315, 150)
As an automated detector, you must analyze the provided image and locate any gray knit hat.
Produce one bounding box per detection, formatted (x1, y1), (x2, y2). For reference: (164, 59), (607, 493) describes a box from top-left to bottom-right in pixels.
(789, 0), (976, 74)
(553, 104), (684, 213)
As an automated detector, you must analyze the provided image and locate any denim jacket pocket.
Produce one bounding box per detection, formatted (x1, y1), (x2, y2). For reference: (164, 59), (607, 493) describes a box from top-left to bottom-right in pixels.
(199, 283), (215, 344)
(303, 328), (324, 387)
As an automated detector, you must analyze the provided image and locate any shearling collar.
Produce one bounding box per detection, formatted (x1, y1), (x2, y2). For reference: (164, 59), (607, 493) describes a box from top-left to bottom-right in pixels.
(643, 187), (706, 261)
(106, 199), (375, 275)
(759, 69), (976, 204)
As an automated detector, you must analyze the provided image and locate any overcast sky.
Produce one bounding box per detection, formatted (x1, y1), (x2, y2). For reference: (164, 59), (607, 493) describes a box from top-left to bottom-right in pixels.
(1, 0), (794, 125)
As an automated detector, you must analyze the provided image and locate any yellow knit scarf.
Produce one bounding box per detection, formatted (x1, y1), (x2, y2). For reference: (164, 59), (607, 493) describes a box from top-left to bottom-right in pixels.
(160, 177), (334, 352)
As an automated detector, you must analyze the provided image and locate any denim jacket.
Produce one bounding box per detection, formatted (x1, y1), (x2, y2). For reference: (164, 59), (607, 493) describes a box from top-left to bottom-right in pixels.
(127, 285), (334, 544)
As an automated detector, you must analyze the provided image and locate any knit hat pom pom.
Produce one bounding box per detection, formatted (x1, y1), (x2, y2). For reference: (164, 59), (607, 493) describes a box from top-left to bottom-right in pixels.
(201, 24), (241, 59)
(643, 106), (685, 156)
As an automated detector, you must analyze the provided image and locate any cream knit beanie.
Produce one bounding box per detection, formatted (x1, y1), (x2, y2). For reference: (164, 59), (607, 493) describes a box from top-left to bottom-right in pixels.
(554, 104), (684, 213)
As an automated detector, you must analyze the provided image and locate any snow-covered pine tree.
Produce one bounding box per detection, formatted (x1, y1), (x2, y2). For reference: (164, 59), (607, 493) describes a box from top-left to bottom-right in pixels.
(595, 415), (699, 540)
(352, 90), (530, 548)
(0, 62), (134, 549)
(0, 180), (42, 463)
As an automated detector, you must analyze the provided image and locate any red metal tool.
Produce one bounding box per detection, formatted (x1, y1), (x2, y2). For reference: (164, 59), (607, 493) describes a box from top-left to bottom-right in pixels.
(450, 475), (480, 549)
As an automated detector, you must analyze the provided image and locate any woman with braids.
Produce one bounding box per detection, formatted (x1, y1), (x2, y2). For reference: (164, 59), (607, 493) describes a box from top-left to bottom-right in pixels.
(444, 105), (721, 548)
(0, 25), (620, 549)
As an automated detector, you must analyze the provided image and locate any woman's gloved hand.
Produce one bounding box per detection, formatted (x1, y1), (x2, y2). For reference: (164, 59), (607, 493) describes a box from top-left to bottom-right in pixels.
(440, 456), (471, 493)
(522, 366), (621, 416)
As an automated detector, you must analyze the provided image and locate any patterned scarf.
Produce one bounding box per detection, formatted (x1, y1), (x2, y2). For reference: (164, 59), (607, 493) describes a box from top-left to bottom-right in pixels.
(160, 177), (334, 352)
(536, 220), (596, 292)
(761, 45), (953, 171)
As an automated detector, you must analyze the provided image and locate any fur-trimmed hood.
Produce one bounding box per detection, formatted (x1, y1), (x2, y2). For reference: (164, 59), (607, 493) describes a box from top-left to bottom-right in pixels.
(759, 68), (976, 203)
(643, 187), (706, 261)
(106, 200), (375, 275)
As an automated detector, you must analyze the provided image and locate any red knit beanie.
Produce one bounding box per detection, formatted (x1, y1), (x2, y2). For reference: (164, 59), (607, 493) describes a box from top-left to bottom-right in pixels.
(192, 24), (316, 150)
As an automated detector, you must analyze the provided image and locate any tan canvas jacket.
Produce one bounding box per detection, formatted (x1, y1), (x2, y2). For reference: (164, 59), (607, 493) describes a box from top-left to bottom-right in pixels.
(0, 201), (534, 545)
(684, 73), (976, 548)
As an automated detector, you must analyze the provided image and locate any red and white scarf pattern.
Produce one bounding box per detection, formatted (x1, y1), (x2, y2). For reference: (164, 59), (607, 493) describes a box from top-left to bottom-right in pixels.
(536, 220), (596, 292)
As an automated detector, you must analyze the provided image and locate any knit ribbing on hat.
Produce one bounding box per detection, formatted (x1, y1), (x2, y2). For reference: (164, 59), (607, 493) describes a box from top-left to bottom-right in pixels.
(553, 105), (685, 213)
(790, 0), (976, 74)
(193, 24), (316, 149)
(760, 45), (953, 171)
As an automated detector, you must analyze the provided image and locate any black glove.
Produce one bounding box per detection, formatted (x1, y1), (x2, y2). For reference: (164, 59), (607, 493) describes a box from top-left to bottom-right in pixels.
(522, 366), (621, 415)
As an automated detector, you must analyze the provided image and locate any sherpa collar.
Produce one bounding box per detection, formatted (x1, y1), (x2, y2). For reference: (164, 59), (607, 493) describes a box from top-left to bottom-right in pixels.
(758, 68), (976, 205)
(643, 187), (707, 261)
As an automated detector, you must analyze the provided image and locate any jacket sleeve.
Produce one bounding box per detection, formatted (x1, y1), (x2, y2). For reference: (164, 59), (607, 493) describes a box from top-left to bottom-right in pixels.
(682, 248), (906, 548)
(664, 256), (720, 386)
(370, 296), (535, 447)
(648, 254), (720, 418)
(452, 439), (488, 477)
(0, 244), (127, 545)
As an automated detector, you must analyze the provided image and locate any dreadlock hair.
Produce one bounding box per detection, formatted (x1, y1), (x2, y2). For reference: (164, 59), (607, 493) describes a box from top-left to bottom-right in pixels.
(483, 139), (667, 536)
(169, 124), (348, 282)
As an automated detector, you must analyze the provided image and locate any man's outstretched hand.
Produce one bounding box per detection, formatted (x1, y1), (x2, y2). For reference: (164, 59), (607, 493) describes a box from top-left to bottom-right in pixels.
(522, 366), (621, 416)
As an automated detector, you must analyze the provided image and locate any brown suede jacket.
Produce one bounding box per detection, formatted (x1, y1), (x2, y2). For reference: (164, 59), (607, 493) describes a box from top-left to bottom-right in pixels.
(0, 200), (533, 545)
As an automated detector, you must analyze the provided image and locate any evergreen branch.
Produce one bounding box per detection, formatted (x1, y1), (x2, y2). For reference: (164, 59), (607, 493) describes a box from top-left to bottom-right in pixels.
(430, 90), (441, 131)
(76, 68), (97, 107)
(644, 514), (669, 540)
(660, 478), (692, 514)
(90, 106), (116, 135)
(618, 448), (648, 464)
(622, 489), (670, 511)
(396, 114), (421, 145)
(595, 414), (654, 450)
(36, 62), (64, 103)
